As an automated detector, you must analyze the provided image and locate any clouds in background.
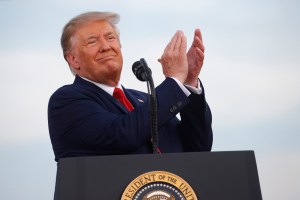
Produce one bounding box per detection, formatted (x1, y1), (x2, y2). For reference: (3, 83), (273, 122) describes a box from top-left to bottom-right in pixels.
(0, 0), (299, 199)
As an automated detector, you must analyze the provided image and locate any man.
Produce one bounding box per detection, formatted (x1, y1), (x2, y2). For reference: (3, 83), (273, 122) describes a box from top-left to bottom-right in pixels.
(48, 11), (213, 162)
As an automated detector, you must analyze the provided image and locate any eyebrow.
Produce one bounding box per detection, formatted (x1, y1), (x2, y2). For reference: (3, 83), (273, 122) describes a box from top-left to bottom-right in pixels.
(84, 31), (116, 40)
(103, 31), (116, 37)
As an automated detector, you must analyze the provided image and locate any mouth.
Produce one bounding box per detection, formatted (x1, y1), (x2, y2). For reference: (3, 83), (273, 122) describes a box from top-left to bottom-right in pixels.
(96, 55), (115, 62)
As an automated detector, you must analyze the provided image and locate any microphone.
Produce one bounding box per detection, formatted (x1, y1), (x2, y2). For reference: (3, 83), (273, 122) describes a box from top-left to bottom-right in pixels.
(132, 58), (159, 154)
(132, 59), (152, 82)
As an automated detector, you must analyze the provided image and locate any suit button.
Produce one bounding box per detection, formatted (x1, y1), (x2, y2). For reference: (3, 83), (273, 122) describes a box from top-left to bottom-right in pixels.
(170, 105), (177, 113)
(177, 101), (182, 107)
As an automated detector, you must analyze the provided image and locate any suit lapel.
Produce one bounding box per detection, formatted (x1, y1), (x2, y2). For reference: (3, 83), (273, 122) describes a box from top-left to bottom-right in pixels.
(106, 92), (129, 113)
(122, 87), (148, 109)
(73, 76), (129, 113)
(73, 76), (148, 113)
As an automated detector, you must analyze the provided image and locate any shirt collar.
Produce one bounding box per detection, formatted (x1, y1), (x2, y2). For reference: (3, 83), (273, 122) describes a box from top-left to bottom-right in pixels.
(80, 76), (122, 96)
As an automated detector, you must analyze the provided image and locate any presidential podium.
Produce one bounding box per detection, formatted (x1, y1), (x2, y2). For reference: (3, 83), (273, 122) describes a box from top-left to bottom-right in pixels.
(54, 151), (262, 200)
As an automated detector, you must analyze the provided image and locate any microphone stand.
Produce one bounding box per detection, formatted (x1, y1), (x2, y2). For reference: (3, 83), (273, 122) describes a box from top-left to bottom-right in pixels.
(139, 58), (159, 154)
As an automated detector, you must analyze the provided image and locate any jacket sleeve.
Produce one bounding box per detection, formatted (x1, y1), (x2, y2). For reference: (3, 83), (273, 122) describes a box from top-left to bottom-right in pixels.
(178, 81), (213, 151)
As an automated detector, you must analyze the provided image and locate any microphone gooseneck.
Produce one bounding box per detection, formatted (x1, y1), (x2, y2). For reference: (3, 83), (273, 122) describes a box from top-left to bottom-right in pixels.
(132, 58), (158, 154)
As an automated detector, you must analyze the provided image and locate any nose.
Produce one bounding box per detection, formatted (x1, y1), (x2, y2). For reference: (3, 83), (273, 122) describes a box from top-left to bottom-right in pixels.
(98, 38), (111, 52)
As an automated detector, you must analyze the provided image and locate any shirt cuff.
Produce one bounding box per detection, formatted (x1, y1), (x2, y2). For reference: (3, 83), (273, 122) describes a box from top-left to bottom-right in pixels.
(170, 77), (191, 96)
(185, 80), (202, 95)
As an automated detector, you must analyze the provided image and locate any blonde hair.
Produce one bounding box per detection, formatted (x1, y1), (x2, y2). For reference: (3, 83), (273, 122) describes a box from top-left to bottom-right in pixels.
(61, 11), (120, 74)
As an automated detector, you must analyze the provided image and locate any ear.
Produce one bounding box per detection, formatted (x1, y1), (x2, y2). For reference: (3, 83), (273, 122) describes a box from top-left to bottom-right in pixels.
(65, 53), (80, 70)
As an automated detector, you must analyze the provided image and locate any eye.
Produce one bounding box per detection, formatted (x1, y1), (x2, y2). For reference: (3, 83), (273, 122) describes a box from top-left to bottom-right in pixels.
(87, 40), (97, 45)
(107, 35), (116, 41)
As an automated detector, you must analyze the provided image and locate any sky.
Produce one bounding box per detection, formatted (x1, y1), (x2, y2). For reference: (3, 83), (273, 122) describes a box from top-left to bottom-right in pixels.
(0, 0), (299, 199)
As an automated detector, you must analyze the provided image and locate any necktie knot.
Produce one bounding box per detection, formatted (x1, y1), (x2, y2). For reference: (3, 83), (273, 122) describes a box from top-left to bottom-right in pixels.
(113, 88), (134, 111)
(113, 88), (125, 99)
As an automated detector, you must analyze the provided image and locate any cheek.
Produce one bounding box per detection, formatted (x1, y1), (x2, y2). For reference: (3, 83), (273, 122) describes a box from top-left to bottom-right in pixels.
(118, 51), (123, 63)
(116, 47), (123, 62)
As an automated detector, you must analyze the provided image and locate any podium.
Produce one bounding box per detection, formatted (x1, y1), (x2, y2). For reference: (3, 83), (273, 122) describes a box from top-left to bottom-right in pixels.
(54, 151), (262, 200)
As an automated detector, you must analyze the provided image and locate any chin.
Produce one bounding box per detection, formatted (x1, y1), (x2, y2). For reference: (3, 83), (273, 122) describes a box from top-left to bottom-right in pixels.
(107, 62), (122, 73)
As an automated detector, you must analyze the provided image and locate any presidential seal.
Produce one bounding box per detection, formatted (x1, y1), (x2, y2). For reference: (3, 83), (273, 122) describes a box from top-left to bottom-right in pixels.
(121, 171), (198, 200)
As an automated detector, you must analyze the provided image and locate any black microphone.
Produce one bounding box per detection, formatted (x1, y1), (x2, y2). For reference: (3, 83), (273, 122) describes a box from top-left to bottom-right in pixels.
(132, 59), (152, 82)
(132, 58), (159, 154)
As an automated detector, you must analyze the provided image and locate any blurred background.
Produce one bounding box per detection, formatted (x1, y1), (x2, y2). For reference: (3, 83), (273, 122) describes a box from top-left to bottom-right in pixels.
(0, 0), (299, 199)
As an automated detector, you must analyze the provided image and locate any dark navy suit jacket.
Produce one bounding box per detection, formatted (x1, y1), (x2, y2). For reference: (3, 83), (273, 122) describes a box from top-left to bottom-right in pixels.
(48, 75), (213, 161)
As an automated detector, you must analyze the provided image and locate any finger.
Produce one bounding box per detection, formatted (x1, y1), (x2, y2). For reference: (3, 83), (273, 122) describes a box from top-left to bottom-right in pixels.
(163, 40), (172, 55)
(167, 31), (180, 52)
(190, 29), (205, 53)
(174, 30), (184, 52)
(193, 36), (205, 52)
(180, 34), (187, 54)
(196, 47), (205, 60)
(195, 28), (203, 42)
(192, 29), (204, 45)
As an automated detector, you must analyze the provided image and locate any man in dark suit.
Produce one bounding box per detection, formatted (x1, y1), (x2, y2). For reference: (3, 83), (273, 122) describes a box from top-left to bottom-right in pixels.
(48, 11), (213, 162)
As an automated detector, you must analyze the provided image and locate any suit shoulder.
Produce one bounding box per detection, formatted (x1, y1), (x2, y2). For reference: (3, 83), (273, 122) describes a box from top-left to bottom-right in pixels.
(50, 84), (78, 99)
(48, 83), (93, 108)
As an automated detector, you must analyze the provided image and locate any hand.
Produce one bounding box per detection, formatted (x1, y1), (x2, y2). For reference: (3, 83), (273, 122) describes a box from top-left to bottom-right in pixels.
(185, 29), (205, 87)
(160, 30), (188, 84)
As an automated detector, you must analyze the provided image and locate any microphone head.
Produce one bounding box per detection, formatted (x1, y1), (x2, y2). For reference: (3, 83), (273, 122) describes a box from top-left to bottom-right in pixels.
(132, 60), (148, 82)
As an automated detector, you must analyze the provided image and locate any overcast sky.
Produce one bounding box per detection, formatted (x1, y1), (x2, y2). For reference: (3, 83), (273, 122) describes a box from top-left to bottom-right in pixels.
(0, 0), (299, 199)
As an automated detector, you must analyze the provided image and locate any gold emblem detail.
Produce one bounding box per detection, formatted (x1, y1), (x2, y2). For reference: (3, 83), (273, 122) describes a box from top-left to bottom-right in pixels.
(121, 171), (197, 200)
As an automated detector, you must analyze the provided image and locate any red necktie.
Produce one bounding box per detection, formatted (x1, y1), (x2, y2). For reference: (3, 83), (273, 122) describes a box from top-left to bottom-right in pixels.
(113, 88), (134, 111)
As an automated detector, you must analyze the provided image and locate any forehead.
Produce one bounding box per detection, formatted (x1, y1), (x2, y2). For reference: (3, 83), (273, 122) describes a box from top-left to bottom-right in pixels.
(75, 20), (116, 38)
